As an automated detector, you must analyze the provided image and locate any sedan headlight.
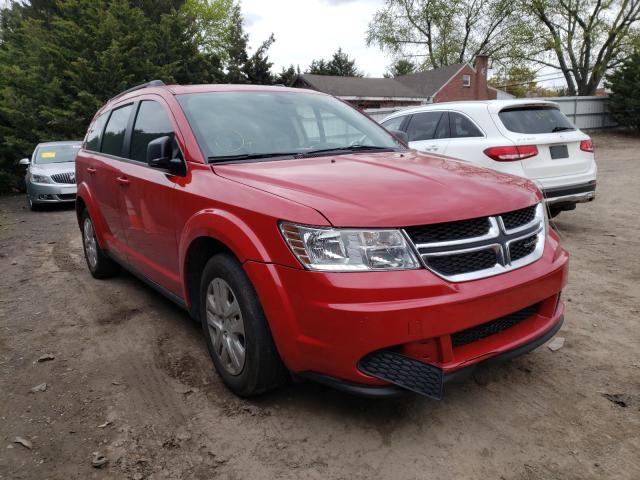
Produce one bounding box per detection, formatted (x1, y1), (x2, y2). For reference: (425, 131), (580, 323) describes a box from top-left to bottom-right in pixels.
(280, 222), (420, 271)
(31, 173), (52, 184)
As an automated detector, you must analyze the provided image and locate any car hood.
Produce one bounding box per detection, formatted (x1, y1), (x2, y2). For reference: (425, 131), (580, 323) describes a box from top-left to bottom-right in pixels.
(213, 151), (541, 227)
(30, 162), (75, 174)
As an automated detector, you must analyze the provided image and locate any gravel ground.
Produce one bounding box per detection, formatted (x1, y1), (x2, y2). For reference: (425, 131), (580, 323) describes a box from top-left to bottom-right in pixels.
(1, 130), (639, 480)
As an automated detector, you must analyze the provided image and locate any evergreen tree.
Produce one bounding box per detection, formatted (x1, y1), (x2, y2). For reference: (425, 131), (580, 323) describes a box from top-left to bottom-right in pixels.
(243, 34), (275, 85)
(307, 48), (362, 76)
(0, 0), (226, 192)
(225, 4), (249, 83)
(383, 59), (416, 78)
(275, 64), (301, 86)
(606, 50), (640, 133)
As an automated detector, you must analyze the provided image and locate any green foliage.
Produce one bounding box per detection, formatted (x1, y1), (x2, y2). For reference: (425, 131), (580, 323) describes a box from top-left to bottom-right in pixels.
(182, 0), (234, 59)
(275, 64), (301, 86)
(367, 0), (518, 69)
(243, 34), (275, 85)
(383, 59), (416, 78)
(606, 50), (640, 133)
(307, 48), (362, 76)
(224, 3), (249, 83)
(489, 67), (537, 98)
(0, 0), (241, 193)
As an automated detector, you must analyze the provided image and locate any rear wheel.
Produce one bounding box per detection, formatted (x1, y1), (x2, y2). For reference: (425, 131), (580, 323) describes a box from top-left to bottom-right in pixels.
(81, 209), (119, 279)
(200, 253), (286, 396)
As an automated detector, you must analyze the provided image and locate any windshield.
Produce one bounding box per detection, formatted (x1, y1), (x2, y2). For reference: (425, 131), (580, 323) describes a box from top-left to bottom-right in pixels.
(498, 106), (575, 134)
(177, 91), (403, 161)
(33, 144), (81, 164)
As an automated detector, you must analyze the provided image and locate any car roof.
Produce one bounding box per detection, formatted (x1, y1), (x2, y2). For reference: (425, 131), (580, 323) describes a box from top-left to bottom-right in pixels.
(35, 140), (82, 148)
(384, 99), (559, 120)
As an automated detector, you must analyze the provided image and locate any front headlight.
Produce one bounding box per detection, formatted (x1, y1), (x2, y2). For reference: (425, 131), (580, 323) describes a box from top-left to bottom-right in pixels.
(31, 173), (52, 184)
(280, 222), (420, 271)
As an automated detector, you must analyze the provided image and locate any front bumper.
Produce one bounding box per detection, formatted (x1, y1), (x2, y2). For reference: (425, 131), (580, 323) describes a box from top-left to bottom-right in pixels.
(28, 182), (77, 203)
(298, 313), (564, 398)
(244, 231), (569, 394)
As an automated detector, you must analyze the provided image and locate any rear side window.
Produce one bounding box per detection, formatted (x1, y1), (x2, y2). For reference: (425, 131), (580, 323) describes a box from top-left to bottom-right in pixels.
(130, 101), (175, 163)
(85, 113), (108, 152)
(381, 116), (405, 132)
(449, 112), (483, 138)
(406, 112), (443, 141)
(101, 104), (133, 157)
(498, 106), (575, 134)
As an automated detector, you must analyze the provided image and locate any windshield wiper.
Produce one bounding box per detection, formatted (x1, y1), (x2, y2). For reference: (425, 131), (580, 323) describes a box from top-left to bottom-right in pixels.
(208, 152), (299, 163)
(551, 126), (574, 132)
(305, 145), (397, 155)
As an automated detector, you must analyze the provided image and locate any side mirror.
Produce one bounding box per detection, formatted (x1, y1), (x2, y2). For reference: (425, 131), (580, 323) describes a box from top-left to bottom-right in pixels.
(389, 130), (409, 145)
(18, 158), (30, 166)
(146, 136), (184, 174)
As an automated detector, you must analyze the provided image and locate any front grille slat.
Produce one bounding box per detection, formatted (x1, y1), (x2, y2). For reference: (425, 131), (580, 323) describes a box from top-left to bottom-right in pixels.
(51, 172), (75, 184)
(406, 217), (490, 244)
(509, 234), (538, 262)
(451, 303), (541, 347)
(500, 205), (536, 230)
(426, 249), (497, 276)
(404, 204), (544, 281)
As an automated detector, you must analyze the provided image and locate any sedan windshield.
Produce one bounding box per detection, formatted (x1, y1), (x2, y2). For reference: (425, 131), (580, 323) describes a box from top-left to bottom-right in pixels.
(33, 144), (81, 164)
(177, 91), (404, 162)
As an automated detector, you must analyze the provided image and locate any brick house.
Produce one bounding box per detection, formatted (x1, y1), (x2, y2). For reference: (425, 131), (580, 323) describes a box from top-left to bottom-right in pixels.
(293, 55), (511, 109)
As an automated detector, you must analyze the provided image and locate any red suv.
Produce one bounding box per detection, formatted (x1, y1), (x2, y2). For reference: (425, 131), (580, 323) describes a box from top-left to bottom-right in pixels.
(76, 81), (568, 399)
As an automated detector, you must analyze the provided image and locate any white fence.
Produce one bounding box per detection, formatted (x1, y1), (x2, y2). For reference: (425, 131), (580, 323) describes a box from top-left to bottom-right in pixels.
(365, 96), (616, 129)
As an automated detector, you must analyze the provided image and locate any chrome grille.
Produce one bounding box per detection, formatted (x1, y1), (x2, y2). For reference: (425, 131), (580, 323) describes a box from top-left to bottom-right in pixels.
(50, 171), (75, 184)
(404, 203), (545, 282)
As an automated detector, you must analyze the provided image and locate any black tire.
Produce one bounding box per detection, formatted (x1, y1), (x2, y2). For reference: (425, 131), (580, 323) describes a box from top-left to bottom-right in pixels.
(200, 253), (287, 396)
(81, 209), (119, 279)
(28, 196), (41, 211)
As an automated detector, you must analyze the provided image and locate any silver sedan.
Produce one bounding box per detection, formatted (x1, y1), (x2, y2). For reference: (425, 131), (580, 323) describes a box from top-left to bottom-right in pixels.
(20, 141), (81, 210)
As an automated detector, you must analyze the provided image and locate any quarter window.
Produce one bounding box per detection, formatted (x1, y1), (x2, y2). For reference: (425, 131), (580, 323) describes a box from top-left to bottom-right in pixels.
(449, 112), (483, 138)
(100, 105), (133, 157)
(381, 116), (405, 132)
(406, 112), (443, 142)
(85, 113), (108, 152)
(130, 101), (175, 163)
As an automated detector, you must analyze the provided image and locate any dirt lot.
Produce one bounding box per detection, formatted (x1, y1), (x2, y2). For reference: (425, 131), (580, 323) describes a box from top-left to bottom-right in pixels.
(1, 130), (639, 480)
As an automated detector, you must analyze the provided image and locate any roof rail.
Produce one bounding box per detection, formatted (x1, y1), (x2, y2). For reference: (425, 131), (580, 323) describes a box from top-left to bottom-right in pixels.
(109, 79), (166, 102)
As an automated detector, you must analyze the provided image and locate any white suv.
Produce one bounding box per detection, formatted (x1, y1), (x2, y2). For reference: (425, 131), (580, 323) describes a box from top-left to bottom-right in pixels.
(382, 100), (597, 216)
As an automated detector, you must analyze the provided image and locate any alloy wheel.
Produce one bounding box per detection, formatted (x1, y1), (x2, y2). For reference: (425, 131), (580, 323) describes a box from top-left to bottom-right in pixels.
(83, 217), (98, 270)
(206, 278), (246, 376)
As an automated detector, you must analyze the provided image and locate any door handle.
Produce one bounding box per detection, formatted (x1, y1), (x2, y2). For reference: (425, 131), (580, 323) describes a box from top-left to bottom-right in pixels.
(116, 176), (130, 186)
(86, 167), (96, 174)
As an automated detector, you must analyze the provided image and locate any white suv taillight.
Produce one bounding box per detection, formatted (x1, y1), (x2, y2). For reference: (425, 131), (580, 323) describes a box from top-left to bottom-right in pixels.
(483, 145), (538, 162)
(580, 139), (594, 152)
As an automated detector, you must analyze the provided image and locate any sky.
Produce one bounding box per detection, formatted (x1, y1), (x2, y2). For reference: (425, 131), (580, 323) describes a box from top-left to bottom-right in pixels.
(241, 0), (390, 77)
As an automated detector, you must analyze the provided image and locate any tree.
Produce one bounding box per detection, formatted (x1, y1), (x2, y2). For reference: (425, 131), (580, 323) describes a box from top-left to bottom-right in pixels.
(0, 0), (225, 192)
(307, 48), (363, 76)
(243, 34), (275, 84)
(520, 0), (640, 96)
(606, 49), (640, 132)
(489, 66), (537, 97)
(275, 64), (301, 86)
(225, 4), (249, 83)
(182, 0), (235, 60)
(384, 59), (417, 77)
(367, 0), (519, 69)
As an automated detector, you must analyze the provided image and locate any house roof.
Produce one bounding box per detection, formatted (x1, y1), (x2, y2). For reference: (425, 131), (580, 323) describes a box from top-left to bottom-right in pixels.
(394, 63), (466, 97)
(297, 74), (429, 100)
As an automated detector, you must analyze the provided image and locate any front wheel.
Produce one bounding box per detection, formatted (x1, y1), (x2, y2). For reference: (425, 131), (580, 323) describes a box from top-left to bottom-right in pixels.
(200, 253), (287, 396)
(81, 210), (119, 279)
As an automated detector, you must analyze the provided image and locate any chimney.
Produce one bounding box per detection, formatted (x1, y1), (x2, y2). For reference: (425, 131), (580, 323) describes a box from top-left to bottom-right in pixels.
(474, 55), (489, 100)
